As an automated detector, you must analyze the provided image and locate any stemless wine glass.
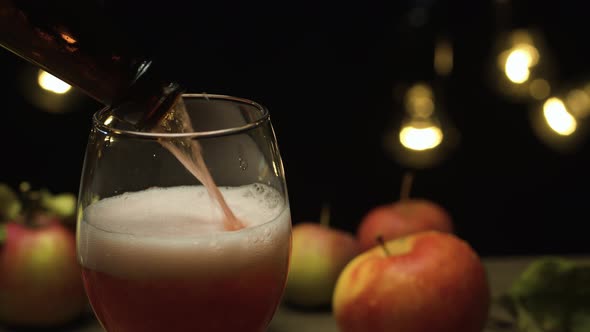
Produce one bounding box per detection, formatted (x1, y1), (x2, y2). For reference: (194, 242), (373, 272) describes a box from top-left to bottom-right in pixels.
(76, 94), (292, 332)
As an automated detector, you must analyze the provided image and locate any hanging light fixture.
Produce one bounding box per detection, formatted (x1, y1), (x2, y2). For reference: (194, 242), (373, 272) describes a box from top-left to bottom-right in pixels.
(17, 64), (83, 113)
(491, 29), (555, 102)
(529, 84), (590, 153)
(384, 81), (459, 169)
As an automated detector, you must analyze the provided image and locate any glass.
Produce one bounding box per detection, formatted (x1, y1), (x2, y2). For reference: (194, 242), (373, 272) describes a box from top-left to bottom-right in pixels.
(76, 94), (292, 332)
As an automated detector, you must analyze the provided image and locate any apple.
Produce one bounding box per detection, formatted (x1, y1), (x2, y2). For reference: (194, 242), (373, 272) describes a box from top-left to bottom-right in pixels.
(0, 184), (87, 327)
(283, 205), (361, 309)
(0, 217), (88, 327)
(357, 199), (453, 252)
(357, 172), (453, 252)
(333, 231), (490, 332)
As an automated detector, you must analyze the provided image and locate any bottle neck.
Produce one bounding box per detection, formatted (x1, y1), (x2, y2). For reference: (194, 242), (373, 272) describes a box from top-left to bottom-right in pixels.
(112, 64), (185, 130)
(0, 0), (184, 128)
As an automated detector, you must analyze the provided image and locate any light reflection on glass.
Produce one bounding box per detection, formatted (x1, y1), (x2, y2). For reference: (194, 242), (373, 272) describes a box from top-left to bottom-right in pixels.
(104, 116), (115, 126)
(60, 33), (77, 44)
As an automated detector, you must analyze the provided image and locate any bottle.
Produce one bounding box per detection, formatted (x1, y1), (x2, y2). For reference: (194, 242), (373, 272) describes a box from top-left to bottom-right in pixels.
(0, 0), (183, 129)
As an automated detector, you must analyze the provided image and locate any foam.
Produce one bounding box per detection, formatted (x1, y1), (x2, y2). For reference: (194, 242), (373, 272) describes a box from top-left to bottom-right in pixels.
(77, 184), (291, 279)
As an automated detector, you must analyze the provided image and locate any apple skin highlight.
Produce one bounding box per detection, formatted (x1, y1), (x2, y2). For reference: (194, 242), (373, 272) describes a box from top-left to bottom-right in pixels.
(333, 231), (490, 332)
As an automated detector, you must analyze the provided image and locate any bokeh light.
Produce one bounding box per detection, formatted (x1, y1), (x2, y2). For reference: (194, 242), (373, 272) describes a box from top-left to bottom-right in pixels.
(565, 89), (590, 119)
(18, 65), (82, 113)
(492, 29), (553, 102)
(399, 122), (444, 151)
(503, 44), (539, 84)
(434, 39), (453, 76)
(542, 97), (577, 136)
(404, 83), (434, 118)
(37, 70), (71, 94)
(529, 79), (551, 100)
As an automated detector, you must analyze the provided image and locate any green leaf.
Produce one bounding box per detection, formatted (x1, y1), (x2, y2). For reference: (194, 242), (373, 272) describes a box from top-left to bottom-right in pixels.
(0, 183), (22, 221)
(499, 257), (590, 332)
(514, 297), (545, 332)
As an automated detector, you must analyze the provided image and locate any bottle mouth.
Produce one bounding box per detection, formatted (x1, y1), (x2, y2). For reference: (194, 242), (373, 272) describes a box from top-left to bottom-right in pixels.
(93, 93), (270, 139)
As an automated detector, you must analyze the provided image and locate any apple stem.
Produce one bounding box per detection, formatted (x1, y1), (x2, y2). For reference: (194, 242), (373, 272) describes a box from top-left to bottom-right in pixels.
(400, 171), (414, 201)
(320, 203), (331, 228)
(376, 235), (390, 256)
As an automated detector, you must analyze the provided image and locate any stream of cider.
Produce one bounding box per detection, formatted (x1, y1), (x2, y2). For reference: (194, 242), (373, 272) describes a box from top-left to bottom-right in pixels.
(153, 97), (244, 231)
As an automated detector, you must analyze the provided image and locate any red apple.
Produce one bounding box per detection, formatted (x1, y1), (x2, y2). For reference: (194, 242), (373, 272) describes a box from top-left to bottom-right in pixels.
(284, 206), (361, 308)
(357, 198), (453, 252)
(0, 215), (88, 327)
(333, 231), (490, 332)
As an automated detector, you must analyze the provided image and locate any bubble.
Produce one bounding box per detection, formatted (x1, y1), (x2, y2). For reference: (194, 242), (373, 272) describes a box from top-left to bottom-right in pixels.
(242, 190), (254, 198)
(263, 228), (271, 241)
(263, 191), (281, 209)
(254, 183), (265, 194)
(239, 157), (248, 170)
(79, 184), (291, 279)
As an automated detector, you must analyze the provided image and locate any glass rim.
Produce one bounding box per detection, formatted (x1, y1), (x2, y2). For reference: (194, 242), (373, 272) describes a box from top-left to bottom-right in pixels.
(93, 93), (270, 139)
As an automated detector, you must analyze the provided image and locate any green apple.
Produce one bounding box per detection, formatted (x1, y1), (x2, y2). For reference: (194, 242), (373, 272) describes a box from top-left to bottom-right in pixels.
(284, 207), (360, 309)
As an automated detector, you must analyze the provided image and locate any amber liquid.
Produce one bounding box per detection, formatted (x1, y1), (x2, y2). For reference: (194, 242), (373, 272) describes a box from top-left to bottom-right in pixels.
(78, 186), (292, 332)
(82, 265), (286, 332)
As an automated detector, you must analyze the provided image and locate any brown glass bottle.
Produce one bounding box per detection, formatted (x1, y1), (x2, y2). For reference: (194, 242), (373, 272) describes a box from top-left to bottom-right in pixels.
(0, 0), (183, 129)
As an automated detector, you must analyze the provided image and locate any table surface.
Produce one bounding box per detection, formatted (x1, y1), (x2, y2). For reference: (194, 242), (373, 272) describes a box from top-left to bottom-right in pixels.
(1, 255), (586, 332)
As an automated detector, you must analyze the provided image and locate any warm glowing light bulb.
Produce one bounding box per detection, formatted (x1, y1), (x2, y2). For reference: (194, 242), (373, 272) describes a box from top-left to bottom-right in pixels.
(434, 40), (453, 76)
(399, 124), (443, 151)
(37, 70), (71, 94)
(543, 97), (577, 136)
(504, 43), (539, 84)
(405, 84), (435, 118)
(566, 89), (590, 119)
(505, 49), (532, 83)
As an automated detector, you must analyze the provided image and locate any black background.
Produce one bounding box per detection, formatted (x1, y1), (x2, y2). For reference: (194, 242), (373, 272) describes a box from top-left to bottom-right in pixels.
(1, 0), (589, 257)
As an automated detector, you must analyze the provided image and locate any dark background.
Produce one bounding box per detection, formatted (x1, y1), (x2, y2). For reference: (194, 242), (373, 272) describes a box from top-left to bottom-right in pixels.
(1, 0), (589, 257)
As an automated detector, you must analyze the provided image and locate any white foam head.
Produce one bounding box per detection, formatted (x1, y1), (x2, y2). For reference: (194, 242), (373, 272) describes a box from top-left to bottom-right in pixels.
(77, 184), (291, 279)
